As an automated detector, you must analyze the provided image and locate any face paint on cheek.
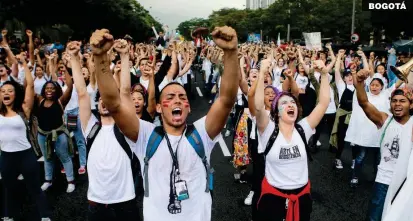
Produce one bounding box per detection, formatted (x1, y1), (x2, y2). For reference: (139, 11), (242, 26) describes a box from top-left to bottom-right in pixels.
(278, 106), (285, 116)
(183, 101), (189, 108)
(162, 101), (170, 108)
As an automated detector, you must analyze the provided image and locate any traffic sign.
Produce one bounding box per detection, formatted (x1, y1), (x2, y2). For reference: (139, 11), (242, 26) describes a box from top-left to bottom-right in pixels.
(351, 33), (360, 42)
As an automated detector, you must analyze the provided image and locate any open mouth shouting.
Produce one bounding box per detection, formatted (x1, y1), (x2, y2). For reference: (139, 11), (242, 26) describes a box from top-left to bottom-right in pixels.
(172, 107), (183, 122)
(287, 109), (295, 117)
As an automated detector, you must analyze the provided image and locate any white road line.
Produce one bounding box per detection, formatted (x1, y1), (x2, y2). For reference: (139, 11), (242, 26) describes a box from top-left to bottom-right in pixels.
(38, 156), (44, 162)
(196, 87), (203, 97)
(218, 135), (231, 157)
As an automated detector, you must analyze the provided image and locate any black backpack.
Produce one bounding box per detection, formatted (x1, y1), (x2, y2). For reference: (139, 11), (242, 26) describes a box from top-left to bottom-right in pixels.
(86, 122), (144, 198)
(256, 123), (313, 183)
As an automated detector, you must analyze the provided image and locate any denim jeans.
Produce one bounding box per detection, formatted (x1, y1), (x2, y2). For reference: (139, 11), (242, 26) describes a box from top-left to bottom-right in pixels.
(0, 149), (51, 218)
(38, 133), (74, 181)
(367, 182), (389, 221)
(88, 200), (140, 221)
(65, 107), (87, 167)
(352, 145), (381, 179)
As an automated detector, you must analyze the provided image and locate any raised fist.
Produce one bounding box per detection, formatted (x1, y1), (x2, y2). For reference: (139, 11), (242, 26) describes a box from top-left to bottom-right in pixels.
(260, 59), (272, 73)
(1, 29), (7, 36)
(211, 26), (238, 51)
(26, 30), (33, 37)
(113, 39), (129, 55)
(338, 49), (346, 55)
(356, 50), (365, 57)
(84, 53), (91, 60)
(355, 69), (369, 82)
(90, 29), (114, 56)
(67, 41), (81, 56)
(313, 60), (326, 73)
(34, 49), (39, 56)
(284, 69), (294, 78)
(16, 53), (26, 64)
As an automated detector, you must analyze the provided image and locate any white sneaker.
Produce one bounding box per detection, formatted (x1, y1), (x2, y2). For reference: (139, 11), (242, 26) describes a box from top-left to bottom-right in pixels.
(0, 172), (2, 180)
(316, 141), (322, 146)
(41, 218), (51, 221)
(351, 159), (355, 169)
(224, 130), (231, 137)
(17, 174), (24, 180)
(2, 217), (14, 221)
(335, 159), (343, 169)
(41, 182), (52, 191)
(244, 191), (254, 206)
(66, 183), (75, 193)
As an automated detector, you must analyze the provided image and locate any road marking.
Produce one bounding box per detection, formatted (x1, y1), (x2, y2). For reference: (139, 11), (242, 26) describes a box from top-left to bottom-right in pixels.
(38, 156), (44, 162)
(218, 135), (231, 157)
(196, 87), (203, 97)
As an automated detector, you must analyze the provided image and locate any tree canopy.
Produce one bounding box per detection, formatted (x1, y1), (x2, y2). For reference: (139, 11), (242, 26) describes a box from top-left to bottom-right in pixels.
(177, 0), (410, 44)
(0, 0), (161, 43)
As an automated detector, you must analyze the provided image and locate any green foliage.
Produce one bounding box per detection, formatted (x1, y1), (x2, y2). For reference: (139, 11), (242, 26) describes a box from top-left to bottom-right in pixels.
(177, 0), (377, 43)
(177, 18), (210, 40)
(0, 0), (161, 43)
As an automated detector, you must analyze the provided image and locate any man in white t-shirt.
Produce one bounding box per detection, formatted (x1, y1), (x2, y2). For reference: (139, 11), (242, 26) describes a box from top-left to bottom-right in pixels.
(67, 41), (139, 220)
(90, 27), (240, 221)
(354, 69), (413, 221)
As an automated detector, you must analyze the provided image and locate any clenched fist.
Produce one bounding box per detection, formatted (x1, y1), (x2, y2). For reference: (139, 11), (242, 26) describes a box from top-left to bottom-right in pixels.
(113, 39), (129, 55)
(355, 69), (369, 83)
(211, 26), (238, 51)
(67, 41), (81, 57)
(26, 30), (33, 37)
(259, 59), (272, 74)
(90, 29), (114, 56)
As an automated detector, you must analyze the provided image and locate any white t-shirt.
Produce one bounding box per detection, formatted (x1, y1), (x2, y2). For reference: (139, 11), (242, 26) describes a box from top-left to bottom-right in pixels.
(0, 115), (31, 152)
(376, 116), (413, 185)
(325, 86), (337, 114)
(87, 84), (97, 110)
(34, 77), (47, 95)
(258, 118), (314, 190)
(82, 115), (136, 204)
(139, 78), (149, 90)
(63, 84), (79, 111)
(134, 117), (218, 221)
(336, 81), (355, 102)
(272, 67), (284, 87)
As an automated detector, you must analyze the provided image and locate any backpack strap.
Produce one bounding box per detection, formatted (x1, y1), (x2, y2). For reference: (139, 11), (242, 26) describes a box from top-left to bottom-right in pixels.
(144, 126), (165, 197)
(17, 112), (35, 151)
(295, 124), (313, 162)
(264, 123), (279, 156)
(185, 124), (213, 193)
(85, 121), (102, 155)
(113, 125), (132, 161)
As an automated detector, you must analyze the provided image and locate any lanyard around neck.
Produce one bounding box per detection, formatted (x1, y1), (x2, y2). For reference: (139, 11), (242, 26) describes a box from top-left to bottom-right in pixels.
(164, 127), (186, 172)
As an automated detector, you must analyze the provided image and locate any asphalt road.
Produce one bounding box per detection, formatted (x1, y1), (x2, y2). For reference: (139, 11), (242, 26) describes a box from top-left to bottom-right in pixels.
(1, 72), (378, 221)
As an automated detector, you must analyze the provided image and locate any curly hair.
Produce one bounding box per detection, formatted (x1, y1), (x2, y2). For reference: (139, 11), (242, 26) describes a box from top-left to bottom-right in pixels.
(270, 91), (302, 124)
(0, 80), (25, 115)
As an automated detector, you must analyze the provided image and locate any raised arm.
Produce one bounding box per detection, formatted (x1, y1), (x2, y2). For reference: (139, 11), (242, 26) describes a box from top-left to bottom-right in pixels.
(248, 77), (258, 117)
(67, 41), (91, 130)
(282, 69), (299, 97)
(205, 26), (240, 139)
(297, 47), (310, 74)
(239, 56), (249, 95)
(25, 30), (35, 65)
(113, 40), (132, 101)
(152, 26), (160, 39)
(335, 49), (345, 84)
(357, 50), (370, 72)
(255, 59), (271, 133)
(17, 53), (34, 118)
(58, 64), (73, 107)
(353, 69), (388, 128)
(306, 61), (331, 129)
(91, 29), (139, 141)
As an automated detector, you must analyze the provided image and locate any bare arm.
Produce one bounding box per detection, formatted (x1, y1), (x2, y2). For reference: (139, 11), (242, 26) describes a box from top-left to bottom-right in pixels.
(146, 68), (156, 118)
(297, 47), (310, 74)
(205, 27), (240, 139)
(255, 60), (271, 133)
(91, 30), (139, 141)
(353, 70), (388, 128)
(68, 41), (91, 130)
(59, 67), (73, 107)
(335, 51), (345, 84)
(306, 62), (331, 129)
(26, 30), (35, 65)
(18, 54), (34, 118)
(239, 57), (249, 95)
(282, 69), (299, 97)
(248, 78), (258, 117)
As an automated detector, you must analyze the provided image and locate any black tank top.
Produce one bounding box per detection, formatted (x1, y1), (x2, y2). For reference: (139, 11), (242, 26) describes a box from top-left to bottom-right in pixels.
(37, 99), (64, 131)
(339, 84), (354, 112)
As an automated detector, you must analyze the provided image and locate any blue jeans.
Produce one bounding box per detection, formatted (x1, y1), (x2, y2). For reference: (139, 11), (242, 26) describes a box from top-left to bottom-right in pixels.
(352, 145), (380, 179)
(65, 107), (87, 167)
(367, 182), (389, 221)
(38, 133), (74, 182)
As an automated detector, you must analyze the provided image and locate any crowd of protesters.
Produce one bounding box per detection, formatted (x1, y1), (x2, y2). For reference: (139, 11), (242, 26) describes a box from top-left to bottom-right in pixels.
(0, 24), (412, 221)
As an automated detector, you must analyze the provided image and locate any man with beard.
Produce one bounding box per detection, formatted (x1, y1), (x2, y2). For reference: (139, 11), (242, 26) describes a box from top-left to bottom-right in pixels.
(90, 26), (239, 221)
(67, 40), (139, 220)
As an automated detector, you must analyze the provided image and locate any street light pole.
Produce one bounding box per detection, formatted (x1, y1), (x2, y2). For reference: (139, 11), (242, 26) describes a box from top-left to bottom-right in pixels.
(351, 0), (356, 35)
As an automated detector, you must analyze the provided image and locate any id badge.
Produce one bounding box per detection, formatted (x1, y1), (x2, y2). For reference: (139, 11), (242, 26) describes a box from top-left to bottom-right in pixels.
(175, 180), (189, 201)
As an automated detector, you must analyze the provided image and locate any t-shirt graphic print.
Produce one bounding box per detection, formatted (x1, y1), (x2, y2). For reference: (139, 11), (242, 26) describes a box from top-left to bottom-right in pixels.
(279, 144), (301, 160)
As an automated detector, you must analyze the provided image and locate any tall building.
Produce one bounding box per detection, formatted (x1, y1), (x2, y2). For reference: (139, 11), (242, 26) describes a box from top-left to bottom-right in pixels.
(247, 0), (275, 9)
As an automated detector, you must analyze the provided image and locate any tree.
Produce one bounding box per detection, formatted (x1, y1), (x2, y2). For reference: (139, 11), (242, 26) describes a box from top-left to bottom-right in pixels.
(177, 18), (210, 40)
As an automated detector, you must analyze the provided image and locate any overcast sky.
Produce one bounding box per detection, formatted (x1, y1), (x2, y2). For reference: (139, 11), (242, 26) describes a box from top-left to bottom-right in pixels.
(138, 0), (245, 30)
